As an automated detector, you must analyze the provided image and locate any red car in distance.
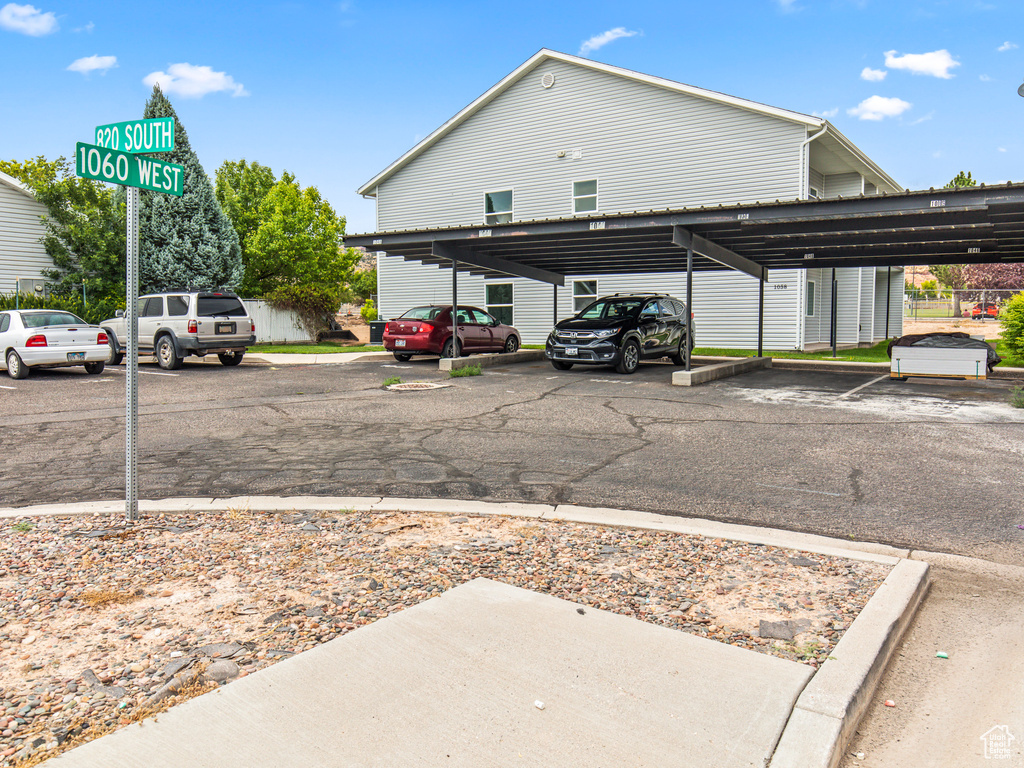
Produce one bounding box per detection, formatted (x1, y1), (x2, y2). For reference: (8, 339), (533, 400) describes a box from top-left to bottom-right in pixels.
(383, 305), (521, 361)
(967, 302), (1000, 319)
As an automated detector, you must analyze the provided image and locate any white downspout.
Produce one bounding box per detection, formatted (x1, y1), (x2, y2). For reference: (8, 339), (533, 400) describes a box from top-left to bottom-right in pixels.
(800, 124), (829, 199)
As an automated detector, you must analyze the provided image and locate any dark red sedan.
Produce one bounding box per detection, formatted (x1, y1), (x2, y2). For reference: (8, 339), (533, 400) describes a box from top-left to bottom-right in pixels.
(384, 305), (521, 361)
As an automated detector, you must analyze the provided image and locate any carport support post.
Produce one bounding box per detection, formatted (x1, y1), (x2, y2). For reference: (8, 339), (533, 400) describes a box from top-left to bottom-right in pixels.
(450, 258), (458, 358)
(684, 246), (693, 371)
(553, 284), (558, 326)
(831, 268), (838, 358)
(885, 266), (892, 339)
(125, 187), (139, 521)
(757, 274), (764, 358)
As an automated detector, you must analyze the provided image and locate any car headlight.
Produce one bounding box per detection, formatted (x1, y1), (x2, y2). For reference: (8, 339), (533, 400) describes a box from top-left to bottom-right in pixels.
(593, 327), (620, 339)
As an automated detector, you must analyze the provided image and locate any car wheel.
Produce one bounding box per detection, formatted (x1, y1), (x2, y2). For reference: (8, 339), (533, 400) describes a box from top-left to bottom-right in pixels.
(6, 350), (29, 379)
(218, 352), (244, 366)
(156, 336), (182, 370)
(502, 335), (520, 353)
(616, 339), (640, 374)
(441, 338), (460, 358)
(393, 352), (412, 362)
(670, 338), (686, 366)
(106, 336), (124, 366)
(84, 361), (105, 374)
(551, 360), (573, 370)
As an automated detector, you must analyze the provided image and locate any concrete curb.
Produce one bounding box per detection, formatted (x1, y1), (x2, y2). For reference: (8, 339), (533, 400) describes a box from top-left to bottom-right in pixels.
(768, 558), (930, 768)
(438, 349), (546, 371)
(672, 356), (771, 386)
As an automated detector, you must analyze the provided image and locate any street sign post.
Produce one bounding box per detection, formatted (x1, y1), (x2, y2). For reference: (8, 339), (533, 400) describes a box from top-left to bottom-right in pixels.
(94, 117), (175, 154)
(75, 142), (184, 196)
(75, 117), (180, 521)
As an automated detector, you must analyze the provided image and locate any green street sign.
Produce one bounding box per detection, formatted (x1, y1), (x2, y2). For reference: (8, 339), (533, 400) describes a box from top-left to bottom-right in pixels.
(94, 117), (175, 154)
(75, 142), (184, 196)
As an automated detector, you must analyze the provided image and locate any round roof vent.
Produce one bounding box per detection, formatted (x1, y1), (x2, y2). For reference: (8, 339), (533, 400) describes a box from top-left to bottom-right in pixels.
(540, 73), (555, 89)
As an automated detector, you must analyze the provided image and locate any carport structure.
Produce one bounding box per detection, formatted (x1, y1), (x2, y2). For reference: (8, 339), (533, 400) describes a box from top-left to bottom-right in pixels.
(347, 183), (1024, 370)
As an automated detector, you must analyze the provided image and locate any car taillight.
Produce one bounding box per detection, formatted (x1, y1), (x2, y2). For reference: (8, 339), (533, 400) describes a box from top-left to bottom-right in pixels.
(26, 335), (47, 347)
(188, 320), (198, 333)
(97, 332), (108, 345)
(250, 321), (255, 333)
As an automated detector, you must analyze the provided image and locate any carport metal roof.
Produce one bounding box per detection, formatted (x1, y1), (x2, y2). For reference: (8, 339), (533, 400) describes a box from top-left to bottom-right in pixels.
(345, 183), (1024, 285)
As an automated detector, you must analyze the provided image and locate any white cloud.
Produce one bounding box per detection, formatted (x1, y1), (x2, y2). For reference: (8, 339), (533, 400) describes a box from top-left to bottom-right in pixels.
(73, 21), (94, 33)
(143, 63), (248, 98)
(812, 108), (839, 118)
(67, 54), (116, 75)
(861, 67), (887, 82)
(980, 74), (992, 81)
(0, 3), (57, 35)
(578, 27), (639, 57)
(999, 147), (1007, 152)
(998, 41), (1018, 52)
(847, 95), (912, 121)
(884, 49), (959, 79)
(776, 0), (800, 12)
(909, 111), (934, 125)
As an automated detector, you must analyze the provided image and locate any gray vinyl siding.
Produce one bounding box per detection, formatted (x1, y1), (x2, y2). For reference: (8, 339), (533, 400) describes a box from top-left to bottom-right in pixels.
(824, 172), (862, 198)
(859, 268), (875, 343)
(0, 181), (51, 294)
(808, 168), (824, 197)
(873, 268), (903, 339)
(375, 59), (806, 231)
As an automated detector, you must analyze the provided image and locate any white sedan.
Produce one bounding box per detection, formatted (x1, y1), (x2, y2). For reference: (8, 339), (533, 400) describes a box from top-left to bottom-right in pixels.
(0, 309), (109, 379)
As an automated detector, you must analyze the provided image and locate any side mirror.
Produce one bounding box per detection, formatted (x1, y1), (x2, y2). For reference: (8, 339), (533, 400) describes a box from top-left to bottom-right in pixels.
(115, 309), (124, 318)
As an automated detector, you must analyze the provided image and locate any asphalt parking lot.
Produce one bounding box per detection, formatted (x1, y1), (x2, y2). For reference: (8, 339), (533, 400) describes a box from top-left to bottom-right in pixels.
(3, 354), (1023, 566)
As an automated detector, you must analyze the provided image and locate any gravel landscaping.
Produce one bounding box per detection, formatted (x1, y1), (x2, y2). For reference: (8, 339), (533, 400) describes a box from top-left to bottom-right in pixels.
(0, 508), (891, 765)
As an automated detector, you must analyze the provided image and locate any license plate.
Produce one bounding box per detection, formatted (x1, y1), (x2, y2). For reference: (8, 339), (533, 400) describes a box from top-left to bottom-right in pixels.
(67, 352), (85, 361)
(215, 322), (235, 334)
(395, 339), (406, 347)
(565, 347), (578, 356)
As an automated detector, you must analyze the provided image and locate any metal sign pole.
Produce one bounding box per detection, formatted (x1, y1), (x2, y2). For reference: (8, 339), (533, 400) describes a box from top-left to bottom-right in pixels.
(126, 187), (139, 521)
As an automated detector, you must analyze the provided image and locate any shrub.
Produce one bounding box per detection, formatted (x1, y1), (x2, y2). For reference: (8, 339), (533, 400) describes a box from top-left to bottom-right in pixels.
(1011, 386), (1024, 409)
(360, 299), (378, 322)
(1001, 291), (1024, 362)
(382, 376), (402, 387)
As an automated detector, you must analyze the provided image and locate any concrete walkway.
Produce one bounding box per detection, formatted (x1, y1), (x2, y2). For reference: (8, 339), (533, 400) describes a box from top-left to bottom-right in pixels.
(20, 496), (934, 768)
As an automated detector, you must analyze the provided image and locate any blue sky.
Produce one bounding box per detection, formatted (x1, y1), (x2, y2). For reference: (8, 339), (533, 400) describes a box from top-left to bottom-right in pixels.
(2, 0), (1022, 234)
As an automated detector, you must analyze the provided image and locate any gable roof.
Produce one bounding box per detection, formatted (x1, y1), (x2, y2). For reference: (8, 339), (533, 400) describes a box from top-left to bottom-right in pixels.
(357, 49), (899, 197)
(0, 169), (38, 201)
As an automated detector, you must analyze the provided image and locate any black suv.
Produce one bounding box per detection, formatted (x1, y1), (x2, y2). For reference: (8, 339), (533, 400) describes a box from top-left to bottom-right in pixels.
(545, 293), (695, 374)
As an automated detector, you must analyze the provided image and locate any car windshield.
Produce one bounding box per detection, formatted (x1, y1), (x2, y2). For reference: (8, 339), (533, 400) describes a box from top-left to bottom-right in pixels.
(401, 306), (445, 321)
(197, 296), (246, 317)
(22, 312), (86, 327)
(576, 299), (645, 320)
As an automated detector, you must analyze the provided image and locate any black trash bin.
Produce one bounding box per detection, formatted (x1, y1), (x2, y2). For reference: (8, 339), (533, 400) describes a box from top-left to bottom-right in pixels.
(369, 321), (386, 345)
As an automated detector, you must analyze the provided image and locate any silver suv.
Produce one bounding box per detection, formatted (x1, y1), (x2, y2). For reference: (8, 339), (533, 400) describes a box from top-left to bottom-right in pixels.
(102, 290), (255, 370)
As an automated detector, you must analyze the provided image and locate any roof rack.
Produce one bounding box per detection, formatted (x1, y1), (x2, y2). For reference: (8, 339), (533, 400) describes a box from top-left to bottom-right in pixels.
(605, 292), (662, 297)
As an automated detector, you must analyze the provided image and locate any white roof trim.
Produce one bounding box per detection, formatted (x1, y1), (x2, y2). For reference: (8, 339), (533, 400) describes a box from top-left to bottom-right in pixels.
(357, 49), (825, 197)
(0, 169), (38, 201)
(820, 122), (902, 194)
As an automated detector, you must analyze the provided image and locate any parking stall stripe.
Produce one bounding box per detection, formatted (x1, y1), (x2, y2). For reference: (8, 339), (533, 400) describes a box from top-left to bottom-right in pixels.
(755, 483), (845, 497)
(835, 375), (888, 401)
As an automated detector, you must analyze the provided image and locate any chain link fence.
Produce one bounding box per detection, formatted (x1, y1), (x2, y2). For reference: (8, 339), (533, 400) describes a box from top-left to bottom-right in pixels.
(904, 287), (1019, 320)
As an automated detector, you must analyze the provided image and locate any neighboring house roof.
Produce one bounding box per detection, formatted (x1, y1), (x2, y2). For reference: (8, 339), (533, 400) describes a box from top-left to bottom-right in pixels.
(357, 48), (901, 198)
(0, 169), (38, 201)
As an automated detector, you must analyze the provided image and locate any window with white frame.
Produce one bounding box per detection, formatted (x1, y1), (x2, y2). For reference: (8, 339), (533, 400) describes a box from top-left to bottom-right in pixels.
(573, 180), (597, 213)
(806, 280), (816, 316)
(486, 283), (513, 326)
(573, 280), (598, 312)
(484, 190), (513, 225)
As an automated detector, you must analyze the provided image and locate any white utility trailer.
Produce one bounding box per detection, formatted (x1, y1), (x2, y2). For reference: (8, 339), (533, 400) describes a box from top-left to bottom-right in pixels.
(890, 344), (989, 381)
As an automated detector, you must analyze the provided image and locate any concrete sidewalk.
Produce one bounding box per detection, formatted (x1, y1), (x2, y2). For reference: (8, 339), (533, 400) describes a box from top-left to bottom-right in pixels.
(17, 496), (932, 768)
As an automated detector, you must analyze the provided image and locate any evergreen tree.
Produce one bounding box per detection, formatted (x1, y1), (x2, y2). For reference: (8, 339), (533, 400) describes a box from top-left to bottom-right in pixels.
(138, 86), (242, 292)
